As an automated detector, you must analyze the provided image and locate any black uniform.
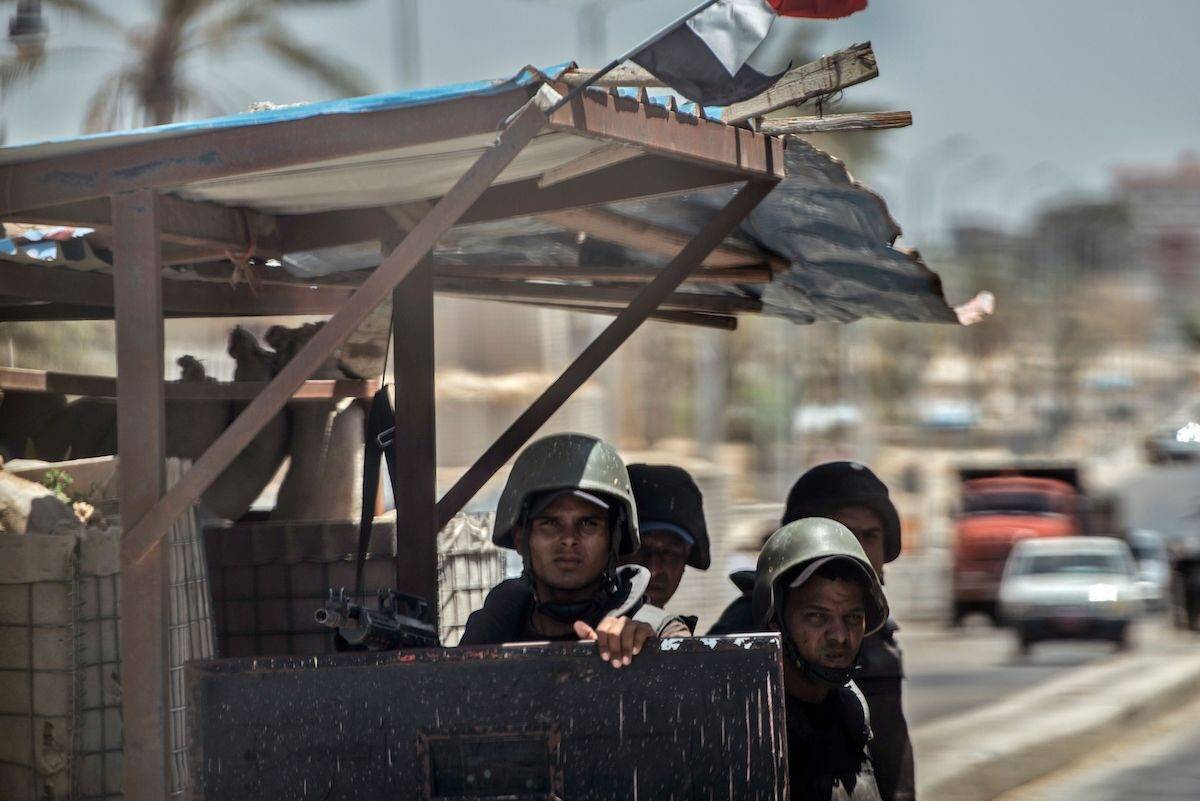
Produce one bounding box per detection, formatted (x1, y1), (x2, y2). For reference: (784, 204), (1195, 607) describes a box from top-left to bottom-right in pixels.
(787, 683), (882, 801)
(709, 572), (915, 801)
(459, 564), (687, 646)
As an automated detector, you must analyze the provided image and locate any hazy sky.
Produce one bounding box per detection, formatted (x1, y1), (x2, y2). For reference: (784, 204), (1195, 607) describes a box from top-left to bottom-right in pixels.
(4, 0), (1198, 242)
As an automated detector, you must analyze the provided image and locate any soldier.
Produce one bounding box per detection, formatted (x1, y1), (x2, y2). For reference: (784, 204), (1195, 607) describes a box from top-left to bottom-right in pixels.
(458, 433), (691, 667)
(621, 464), (711, 610)
(755, 517), (887, 801)
(709, 462), (915, 801)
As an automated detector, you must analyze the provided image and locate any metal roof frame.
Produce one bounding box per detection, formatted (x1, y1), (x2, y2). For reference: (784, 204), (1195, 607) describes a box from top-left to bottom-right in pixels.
(0, 74), (785, 800)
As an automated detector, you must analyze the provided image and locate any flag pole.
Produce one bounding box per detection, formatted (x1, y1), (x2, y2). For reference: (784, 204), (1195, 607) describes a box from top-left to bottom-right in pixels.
(548, 0), (724, 114)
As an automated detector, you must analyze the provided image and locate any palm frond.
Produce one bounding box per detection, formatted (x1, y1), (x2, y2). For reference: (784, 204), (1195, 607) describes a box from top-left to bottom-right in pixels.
(256, 25), (371, 98)
(82, 71), (125, 132)
(0, 50), (43, 93)
(41, 0), (123, 33)
(186, 1), (266, 54)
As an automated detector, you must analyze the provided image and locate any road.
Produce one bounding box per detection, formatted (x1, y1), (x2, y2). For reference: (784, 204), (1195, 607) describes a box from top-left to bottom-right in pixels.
(993, 691), (1200, 801)
(899, 617), (1181, 726)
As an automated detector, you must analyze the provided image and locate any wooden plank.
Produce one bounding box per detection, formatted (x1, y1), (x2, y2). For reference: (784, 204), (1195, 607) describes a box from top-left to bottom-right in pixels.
(5, 195), (282, 256)
(392, 258), (438, 621)
(537, 143), (644, 188)
(722, 42), (879, 125)
(559, 64), (664, 87)
(507, 299), (738, 331)
(432, 263), (772, 285)
(111, 189), (170, 801)
(120, 99), (550, 569)
(435, 178), (777, 529)
(0, 365), (378, 399)
(539, 207), (785, 271)
(758, 110), (912, 135)
(434, 277), (763, 314)
(0, 261), (352, 314)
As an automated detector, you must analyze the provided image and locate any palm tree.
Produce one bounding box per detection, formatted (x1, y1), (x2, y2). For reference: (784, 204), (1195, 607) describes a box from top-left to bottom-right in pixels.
(2, 0), (371, 131)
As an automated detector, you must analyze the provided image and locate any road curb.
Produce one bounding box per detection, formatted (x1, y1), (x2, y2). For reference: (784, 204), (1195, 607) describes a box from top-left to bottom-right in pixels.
(913, 646), (1200, 801)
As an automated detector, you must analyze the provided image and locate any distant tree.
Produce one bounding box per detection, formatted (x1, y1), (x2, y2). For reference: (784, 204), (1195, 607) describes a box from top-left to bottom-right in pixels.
(2, 0), (370, 130)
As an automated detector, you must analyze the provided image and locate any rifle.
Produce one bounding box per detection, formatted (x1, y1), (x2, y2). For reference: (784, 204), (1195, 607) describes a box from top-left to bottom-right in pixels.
(315, 587), (439, 651)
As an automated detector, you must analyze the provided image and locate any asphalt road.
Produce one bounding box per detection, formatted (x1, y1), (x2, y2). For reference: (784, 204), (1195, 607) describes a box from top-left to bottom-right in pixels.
(899, 617), (1181, 727)
(993, 692), (1200, 801)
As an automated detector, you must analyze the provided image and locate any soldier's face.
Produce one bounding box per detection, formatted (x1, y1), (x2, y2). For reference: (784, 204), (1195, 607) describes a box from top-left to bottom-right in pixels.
(624, 530), (691, 607)
(829, 506), (887, 578)
(781, 577), (867, 670)
(523, 494), (612, 591)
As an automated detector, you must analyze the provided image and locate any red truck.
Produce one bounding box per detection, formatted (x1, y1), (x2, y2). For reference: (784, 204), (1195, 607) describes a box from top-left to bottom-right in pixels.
(951, 466), (1085, 624)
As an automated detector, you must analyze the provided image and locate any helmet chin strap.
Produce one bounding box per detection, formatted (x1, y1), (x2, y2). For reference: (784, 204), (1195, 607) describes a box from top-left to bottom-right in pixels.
(776, 613), (862, 689)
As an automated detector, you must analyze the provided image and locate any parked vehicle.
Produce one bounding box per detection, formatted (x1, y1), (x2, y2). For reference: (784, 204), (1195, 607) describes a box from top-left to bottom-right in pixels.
(952, 465), (1085, 624)
(998, 537), (1143, 653)
(1144, 421), (1200, 464)
(1126, 529), (1170, 612)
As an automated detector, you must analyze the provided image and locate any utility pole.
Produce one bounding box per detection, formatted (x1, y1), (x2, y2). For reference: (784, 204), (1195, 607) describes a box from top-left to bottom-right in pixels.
(394, 0), (421, 89)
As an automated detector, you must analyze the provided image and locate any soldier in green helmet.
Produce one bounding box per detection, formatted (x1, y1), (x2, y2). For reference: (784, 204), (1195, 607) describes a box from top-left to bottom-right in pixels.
(458, 433), (691, 667)
(755, 517), (887, 801)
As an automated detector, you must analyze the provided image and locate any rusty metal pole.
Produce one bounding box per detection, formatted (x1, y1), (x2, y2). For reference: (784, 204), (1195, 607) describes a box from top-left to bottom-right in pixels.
(391, 256), (438, 628)
(112, 188), (170, 801)
(120, 99), (549, 568)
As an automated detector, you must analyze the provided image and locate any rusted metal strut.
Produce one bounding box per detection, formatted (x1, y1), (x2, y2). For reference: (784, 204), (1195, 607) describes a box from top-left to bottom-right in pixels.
(119, 98), (551, 569)
(434, 178), (778, 530)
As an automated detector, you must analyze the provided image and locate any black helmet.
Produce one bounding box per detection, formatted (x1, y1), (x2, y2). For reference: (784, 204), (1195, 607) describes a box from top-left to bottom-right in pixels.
(782, 462), (902, 563)
(627, 464), (710, 570)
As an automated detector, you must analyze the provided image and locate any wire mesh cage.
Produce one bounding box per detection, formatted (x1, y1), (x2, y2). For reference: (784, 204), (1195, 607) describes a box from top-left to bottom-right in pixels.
(203, 512), (504, 655)
(0, 458), (215, 801)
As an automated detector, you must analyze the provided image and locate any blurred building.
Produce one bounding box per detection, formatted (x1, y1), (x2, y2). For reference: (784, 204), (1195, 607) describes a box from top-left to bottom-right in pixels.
(1116, 152), (1200, 298)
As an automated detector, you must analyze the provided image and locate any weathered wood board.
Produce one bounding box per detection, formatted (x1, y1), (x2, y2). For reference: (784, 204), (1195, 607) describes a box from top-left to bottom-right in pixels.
(187, 635), (787, 800)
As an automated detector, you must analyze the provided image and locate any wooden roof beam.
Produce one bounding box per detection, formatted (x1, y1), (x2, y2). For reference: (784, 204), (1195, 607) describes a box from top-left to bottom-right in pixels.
(539, 206), (786, 271)
(0, 366), (377, 400)
(2, 195), (283, 257)
(0, 261), (350, 316)
(507, 298), (737, 330)
(559, 65), (664, 88)
(432, 263), (771, 285)
(434, 276), (762, 314)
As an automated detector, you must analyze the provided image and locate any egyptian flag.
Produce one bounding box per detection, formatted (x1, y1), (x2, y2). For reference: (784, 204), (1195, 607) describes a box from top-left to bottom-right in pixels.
(631, 0), (867, 107)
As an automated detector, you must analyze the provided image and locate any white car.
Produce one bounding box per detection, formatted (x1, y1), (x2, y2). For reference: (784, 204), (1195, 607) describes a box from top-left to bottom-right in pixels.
(998, 537), (1143, 653)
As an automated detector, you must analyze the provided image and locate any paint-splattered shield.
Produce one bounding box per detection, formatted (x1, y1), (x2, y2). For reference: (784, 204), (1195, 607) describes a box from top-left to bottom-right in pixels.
(186, 635), (787, 800)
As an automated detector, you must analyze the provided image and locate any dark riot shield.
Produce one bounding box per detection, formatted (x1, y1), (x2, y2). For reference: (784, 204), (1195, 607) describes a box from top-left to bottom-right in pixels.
(186, 634), (787, 800)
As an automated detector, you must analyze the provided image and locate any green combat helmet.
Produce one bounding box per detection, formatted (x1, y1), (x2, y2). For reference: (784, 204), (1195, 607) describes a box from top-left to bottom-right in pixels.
(753, 517), (889, 687)
(494, 432), (640, 560)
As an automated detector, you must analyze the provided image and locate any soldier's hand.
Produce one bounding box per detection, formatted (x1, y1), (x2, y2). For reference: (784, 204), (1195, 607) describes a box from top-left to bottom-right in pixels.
(574, 616), (654, 668)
